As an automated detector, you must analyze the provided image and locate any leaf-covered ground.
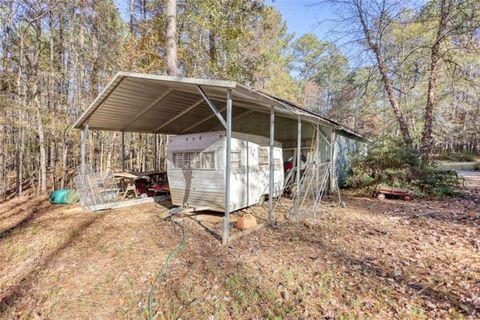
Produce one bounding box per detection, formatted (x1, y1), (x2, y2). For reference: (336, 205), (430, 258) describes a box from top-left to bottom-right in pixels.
(0, 183), (478, 319)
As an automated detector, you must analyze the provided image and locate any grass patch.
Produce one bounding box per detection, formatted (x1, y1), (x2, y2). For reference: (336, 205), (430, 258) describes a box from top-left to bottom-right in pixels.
(224, 270), (299, 319)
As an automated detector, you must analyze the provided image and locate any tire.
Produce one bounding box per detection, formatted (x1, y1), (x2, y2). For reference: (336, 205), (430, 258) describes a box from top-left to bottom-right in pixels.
(377, 193), (386, 200)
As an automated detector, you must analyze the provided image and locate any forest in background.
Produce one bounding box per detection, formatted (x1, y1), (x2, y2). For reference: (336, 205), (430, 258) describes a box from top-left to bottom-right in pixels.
(0, 0), (479, 198)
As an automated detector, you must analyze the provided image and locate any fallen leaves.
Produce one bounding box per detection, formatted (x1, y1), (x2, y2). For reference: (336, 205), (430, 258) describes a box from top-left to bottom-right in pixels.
(0, 185), (479, 319)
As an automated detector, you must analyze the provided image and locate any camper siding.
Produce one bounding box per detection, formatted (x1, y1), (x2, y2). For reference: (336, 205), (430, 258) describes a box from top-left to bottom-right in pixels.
(167, 133), (226, 211)
(167, 131), (283, 212)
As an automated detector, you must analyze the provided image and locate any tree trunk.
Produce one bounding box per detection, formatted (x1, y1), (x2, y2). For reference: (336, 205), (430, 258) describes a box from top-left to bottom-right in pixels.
(129, 0), (135, 33)
(15, 34), (25, 197)
(89, 131), (95, 170)
(166, 0), (178, 76)
(375, 53), (412, 144)
(61, 133), (68, 189)
(0, 124), (4, 198)
(33, 94), (47, 194)
(35, 104), (48, 194)
(50, 141), (56, 190)
(30, 17), (48, 195)
(15, 134), (23, 196)
(100, 135), (104, 171)
(106, 135), (112, 170)
(209, 29), (217, 65)
(91, 0), (99, 98)
(420, 0), (450, 162)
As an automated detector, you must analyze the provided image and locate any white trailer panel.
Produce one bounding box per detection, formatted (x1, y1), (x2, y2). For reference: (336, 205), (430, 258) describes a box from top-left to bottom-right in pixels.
(167, 131), (283, 212)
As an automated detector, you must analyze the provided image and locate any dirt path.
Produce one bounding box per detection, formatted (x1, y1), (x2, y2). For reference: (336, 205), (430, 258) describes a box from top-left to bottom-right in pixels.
(458, 170), (480, 187)
(0, 188), (478, 319)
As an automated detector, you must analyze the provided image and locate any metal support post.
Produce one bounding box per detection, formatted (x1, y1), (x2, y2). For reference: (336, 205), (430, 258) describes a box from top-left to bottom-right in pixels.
(314, 124), (320, 218)
(330, 129), (336, 192)
(223, 89), (232, 245)
(121, 131), (125, 172)
(296, 117), (302, 198)
(154, 133), (158, 171)
(80, 128), (86, 170)
(80, 124), (89, 174)
(268, 105), (275, 224)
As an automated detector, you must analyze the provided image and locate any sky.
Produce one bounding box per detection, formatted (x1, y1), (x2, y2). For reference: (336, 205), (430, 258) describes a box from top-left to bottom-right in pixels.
(272, 0), (365, 66)
(270, 0), (337, 41)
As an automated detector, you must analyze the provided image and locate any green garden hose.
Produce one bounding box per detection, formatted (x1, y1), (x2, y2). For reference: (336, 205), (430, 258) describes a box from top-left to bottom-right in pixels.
(147, 211), (186, 320)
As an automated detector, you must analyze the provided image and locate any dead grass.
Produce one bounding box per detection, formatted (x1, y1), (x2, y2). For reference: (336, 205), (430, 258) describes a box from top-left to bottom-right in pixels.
(0, 185), (478, 319)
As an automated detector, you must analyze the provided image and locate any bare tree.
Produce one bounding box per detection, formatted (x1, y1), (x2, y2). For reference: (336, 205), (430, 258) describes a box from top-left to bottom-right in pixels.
(420, 0), (451, 161)
(356, 1), (412, 144)
(327, 0), (412, 144)
(327, 0), (480, 157)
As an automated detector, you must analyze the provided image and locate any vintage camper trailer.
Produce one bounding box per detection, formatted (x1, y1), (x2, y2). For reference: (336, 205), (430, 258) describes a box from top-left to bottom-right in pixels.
(167, 131), (284, 212)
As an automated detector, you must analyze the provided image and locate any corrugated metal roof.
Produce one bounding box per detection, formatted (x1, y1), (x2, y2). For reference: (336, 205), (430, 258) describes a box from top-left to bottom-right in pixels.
(73, 72), (364, 140)
(264, 94), (365, 140)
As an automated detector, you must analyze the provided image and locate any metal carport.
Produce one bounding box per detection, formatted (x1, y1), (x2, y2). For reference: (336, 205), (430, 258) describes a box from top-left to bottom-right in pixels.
(74, 72), (363, 244)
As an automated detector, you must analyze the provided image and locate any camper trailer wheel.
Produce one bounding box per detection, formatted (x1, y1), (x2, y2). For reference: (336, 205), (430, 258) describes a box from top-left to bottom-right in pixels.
(377, 193), (386, 200)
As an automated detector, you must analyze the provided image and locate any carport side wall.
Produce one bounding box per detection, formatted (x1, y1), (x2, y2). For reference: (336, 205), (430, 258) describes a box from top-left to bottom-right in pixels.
(333, 131), (366, 188)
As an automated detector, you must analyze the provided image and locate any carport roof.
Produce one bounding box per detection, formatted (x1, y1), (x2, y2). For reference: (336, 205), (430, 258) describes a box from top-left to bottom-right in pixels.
(73, 72), (363, 139)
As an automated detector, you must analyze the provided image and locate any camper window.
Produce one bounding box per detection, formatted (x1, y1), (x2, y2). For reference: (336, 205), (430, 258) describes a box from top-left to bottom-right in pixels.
(201, 152), (215, 169)
(173, 152), (199, 169)
(173, 152), (215, 169)
(173, 153), (184, 168)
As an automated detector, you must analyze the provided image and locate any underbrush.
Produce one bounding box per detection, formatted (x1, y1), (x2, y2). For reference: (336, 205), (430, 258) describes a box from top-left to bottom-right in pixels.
(344, 138), (460, 198)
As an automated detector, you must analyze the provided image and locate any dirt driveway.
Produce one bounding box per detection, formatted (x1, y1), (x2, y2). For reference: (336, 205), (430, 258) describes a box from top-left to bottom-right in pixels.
(458, 170), (480, 187)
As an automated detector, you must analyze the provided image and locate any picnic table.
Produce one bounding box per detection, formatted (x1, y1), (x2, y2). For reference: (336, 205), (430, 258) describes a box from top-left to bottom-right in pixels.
(114, 171), (168, 199)
(114, 171), (166, 181)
